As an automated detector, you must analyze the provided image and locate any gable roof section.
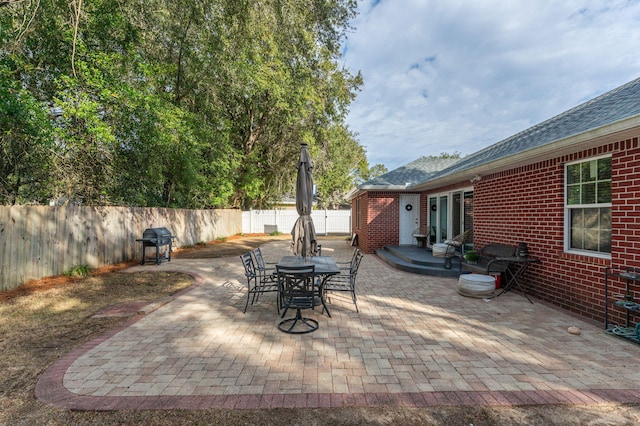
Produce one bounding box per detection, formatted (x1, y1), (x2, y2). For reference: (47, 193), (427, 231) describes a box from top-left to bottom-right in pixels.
(411, 76), (640, 190)
(358, 156), (460, 191)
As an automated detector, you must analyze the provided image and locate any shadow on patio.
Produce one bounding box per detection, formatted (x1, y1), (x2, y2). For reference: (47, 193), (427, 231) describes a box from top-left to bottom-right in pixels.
(36, 238), (640, 410)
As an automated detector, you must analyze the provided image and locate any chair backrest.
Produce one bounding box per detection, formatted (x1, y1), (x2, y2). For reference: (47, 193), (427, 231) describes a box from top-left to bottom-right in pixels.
(411, 226), (430, 238)
(478, 243), (515, 259)
(460, 229), (473, 245)
(447, 229), (473, 245)
(346, 248), (358, 266)
(475, 243), (516, 273)
(240, 252), (256, 278)
(350, 250), (364, 275)
(252, 248), (267, 270)
(276, 264), (316, 309)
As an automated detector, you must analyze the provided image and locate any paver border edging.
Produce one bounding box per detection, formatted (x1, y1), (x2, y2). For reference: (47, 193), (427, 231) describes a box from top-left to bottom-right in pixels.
(35, 272), (206, 408)
(34, 268), (640, 411)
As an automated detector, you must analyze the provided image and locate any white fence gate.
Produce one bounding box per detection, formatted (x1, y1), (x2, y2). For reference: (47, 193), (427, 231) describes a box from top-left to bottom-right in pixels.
(242, 209), (351, 235)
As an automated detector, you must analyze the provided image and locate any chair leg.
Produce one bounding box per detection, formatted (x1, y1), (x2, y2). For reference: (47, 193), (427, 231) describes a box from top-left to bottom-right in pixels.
(444, 256), (452, 269)
(243, 291), (251, 313)
(319, 295), (332, 318)
(315, 281), (331, 317)
(324, 287), (359, 313)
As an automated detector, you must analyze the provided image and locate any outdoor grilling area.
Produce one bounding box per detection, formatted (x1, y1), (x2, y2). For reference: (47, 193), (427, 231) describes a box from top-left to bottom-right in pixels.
(136, 227), (175, 265)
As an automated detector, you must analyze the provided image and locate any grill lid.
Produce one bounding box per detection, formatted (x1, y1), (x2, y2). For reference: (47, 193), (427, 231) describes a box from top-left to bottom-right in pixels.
(143, 227), (172, 238)
(142, 227), (174, 244)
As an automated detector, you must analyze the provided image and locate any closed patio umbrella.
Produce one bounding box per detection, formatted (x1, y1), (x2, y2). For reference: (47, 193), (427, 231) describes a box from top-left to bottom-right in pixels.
(291, 144), (318, 258)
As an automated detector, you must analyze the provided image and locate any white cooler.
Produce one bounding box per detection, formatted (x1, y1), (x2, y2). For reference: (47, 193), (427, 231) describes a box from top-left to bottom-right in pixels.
(458, 274), (495, 298)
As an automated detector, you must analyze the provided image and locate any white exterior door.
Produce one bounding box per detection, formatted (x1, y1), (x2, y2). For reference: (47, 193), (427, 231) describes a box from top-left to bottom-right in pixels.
(399, 194), (420, 245)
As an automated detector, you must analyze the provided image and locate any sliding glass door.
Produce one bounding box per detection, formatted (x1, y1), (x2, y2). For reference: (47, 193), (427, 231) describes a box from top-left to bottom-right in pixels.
(429, 195), (448, 244)
(428, 190), (473, 246)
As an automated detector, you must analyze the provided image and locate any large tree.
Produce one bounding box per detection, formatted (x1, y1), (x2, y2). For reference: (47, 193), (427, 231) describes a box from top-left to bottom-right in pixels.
(0, 0), (366, 208)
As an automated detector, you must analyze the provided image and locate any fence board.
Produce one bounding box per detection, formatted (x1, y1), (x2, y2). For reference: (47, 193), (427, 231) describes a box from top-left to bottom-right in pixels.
(6, 208), (15, 286)
(242, 209), (351, 235)
(0, 206), (241, 291)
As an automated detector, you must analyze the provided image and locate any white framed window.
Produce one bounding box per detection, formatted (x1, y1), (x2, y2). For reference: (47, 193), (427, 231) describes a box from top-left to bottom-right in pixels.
(565, 155), (611, 256)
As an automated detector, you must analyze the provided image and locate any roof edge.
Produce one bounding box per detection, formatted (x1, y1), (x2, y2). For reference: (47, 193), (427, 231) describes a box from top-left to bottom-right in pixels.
(412, 114), (640, 191)
(346, 185), (414, 201)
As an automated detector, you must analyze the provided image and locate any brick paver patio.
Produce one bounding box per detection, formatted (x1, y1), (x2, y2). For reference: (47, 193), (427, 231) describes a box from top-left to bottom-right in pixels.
(36, 239), (640, 410)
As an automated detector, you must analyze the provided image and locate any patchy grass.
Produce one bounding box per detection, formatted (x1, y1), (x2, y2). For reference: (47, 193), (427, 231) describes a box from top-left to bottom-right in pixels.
(0, 267), (194, 425)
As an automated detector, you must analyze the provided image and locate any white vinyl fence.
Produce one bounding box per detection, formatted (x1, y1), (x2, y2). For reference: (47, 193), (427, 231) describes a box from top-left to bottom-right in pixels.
(242, 209), (351, 235)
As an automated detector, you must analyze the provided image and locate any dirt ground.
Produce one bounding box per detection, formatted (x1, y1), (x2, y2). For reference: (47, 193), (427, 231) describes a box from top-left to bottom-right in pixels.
(1, 234), (639, 425)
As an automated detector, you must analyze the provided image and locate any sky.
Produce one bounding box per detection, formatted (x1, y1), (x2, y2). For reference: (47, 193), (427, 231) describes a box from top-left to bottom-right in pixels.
(341, 0), (640, 171)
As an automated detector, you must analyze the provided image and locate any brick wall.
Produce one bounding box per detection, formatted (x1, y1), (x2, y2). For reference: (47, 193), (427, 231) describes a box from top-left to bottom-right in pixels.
(369, 192), (402, 253)
(353, 191), (431, 253)
(473, 137), (640, 322)
(351, 193), (370, 253)
(419, 192), (429, 230)
(613, 138), (640, 267)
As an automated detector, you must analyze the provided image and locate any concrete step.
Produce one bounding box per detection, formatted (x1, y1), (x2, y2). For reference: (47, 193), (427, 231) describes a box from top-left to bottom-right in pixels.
(375, 245), (461, 278)
(382, 245), (441, 267)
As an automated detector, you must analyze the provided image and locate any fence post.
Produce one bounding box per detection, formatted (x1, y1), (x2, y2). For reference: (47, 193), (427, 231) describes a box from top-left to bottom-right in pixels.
(324, 208), (328, 236)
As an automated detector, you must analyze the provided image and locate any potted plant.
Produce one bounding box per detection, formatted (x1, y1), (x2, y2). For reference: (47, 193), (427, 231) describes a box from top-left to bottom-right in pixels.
(464, 250), (480, 264)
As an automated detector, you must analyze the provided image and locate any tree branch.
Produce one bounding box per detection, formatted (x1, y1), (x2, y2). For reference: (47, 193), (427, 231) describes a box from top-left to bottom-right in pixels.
(1, 1), (24, 8)
(70, 0), (83, 78)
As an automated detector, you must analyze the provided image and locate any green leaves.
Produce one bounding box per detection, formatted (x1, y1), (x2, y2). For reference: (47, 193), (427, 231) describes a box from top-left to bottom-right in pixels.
(0, 0), (366, 208)
(0, 56), (54, 204)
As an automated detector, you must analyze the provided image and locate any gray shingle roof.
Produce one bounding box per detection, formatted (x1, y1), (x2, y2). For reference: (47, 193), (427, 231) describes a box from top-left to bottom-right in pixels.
(433, 76), (640, 179)
(360, 156), (460, 188)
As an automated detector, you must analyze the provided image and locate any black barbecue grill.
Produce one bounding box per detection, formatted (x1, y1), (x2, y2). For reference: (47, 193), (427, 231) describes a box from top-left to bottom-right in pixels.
(136, 227), (175, 265)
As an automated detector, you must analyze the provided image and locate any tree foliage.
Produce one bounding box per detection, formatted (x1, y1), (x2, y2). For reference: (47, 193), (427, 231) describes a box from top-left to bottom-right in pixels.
(0, 0), (368, 208)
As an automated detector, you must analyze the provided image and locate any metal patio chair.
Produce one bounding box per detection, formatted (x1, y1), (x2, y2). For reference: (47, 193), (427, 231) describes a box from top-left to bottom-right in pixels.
(252, 247), (277, 283)
(240, 252), (279, 313)
(277, 264), (318, 334)
(411, 226), (431, 248)
(324, 249), (363, 313)
(336, 248), (360, 270)
(443, 229), (473, 269)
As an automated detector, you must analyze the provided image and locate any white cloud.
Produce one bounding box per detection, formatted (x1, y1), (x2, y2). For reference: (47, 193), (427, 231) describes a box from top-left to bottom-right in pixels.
(343, 0), (640, 170)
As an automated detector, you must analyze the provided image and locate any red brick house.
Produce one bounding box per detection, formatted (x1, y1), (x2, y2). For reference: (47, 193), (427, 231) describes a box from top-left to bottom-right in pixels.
(349, 77), (640, 321)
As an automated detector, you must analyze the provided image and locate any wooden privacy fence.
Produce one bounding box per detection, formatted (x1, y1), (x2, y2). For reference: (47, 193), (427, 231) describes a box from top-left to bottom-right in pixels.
(0, 206), (241, 292)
